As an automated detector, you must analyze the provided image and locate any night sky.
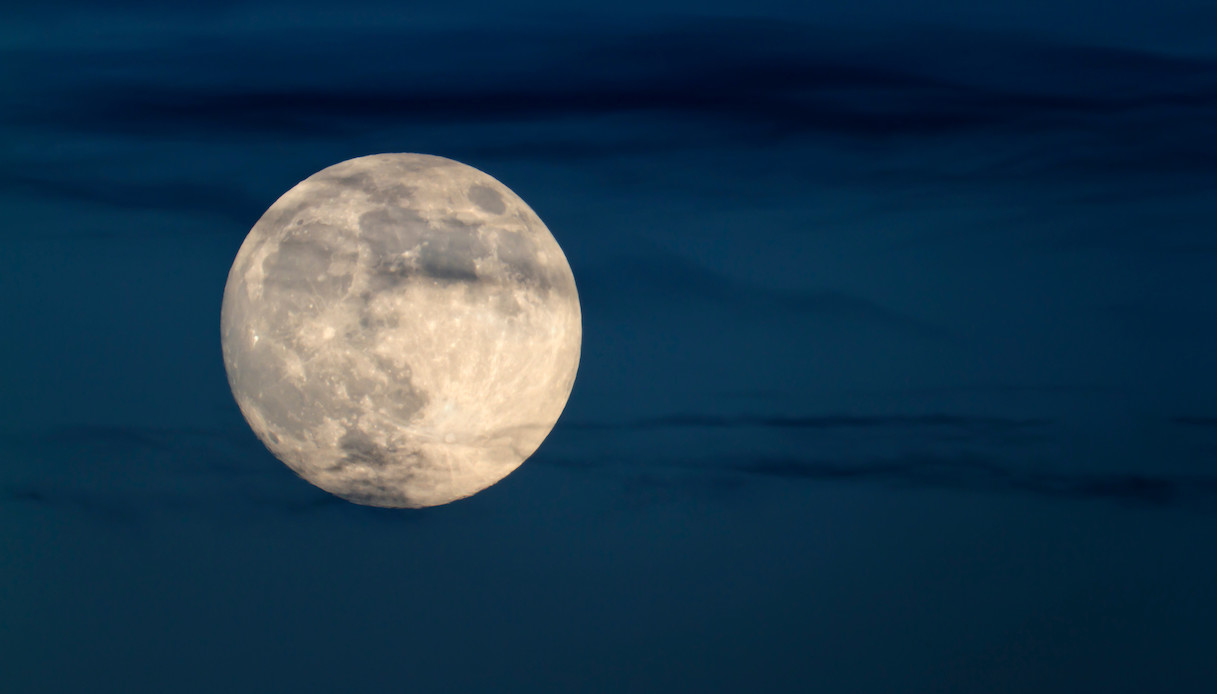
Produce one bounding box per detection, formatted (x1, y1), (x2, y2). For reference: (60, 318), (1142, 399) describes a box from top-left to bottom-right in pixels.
(4, 1), (1217, 691)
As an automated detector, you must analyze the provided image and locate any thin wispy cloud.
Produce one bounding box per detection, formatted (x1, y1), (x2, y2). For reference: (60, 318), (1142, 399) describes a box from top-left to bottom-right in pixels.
(0, 425), (459, 522)
(733, 453), (1215, 506)
(538, 449), (1217, 510)
(0, 172), (265, 226)
(5, 19), (1214, 262)
(1, 478), (406, 523)
(7, 415), (1207, 517)
(8, 21), (1216, 163)
(577, 250), (947, 337)
(1173, 416), (1217, 428)
(564, 413), (1048, 432)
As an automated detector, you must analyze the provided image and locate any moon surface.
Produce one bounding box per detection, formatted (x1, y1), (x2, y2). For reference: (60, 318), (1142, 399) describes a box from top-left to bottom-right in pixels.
(220, 153), (581, 508)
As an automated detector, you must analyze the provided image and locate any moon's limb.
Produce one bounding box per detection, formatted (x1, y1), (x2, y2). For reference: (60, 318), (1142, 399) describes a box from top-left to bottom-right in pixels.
(220, 153), (581, 508)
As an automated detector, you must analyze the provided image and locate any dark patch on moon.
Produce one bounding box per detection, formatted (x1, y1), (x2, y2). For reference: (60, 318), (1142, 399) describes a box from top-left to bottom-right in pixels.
(359, 207), (428, 256)
(337, 475), (421, 506)
(468, 184), (506, 214)
(337, 429), (397, 470)
(251, 380), (324, 431)
(256, 195), (335, 239)
(419, 220), (488, 282)
(264, 236), (330, 283)
(359, 207), (427, 289)
(360, 209), (492, 287)
(368, 184), (415, 205)
(327, 171), (375, 190)
(368, 257), (416, 291)
(494, 230), (552, 294)
(259, 229), (354, 331)
(338, 356), (428, 423)
(319, 170), (416, 206)
(358, 302), (400, 331)
(332, 430), (428, 505)
(371, 357), (429, 422)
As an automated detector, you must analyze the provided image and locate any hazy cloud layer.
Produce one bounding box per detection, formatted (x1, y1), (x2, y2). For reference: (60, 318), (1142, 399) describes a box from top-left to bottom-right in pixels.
(5, 19), (1216, 276)
(7, 22), (1217, 171)
(4, 6), (1217, 693)
(8, 414), (1214, 518)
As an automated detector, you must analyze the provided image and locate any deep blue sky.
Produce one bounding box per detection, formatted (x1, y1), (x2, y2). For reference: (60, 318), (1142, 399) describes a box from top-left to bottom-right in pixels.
(3, 1), (1217, 692)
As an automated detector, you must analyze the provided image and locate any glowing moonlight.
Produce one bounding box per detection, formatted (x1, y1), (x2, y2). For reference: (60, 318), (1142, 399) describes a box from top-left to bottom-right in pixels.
(221, 153), (581, 508)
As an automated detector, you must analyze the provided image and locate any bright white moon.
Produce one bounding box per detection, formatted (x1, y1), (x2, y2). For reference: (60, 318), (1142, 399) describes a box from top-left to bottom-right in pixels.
(221, 153), (581, 508)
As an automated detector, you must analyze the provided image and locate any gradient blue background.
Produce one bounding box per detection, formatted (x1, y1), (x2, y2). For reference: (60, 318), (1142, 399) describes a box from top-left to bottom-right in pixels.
(3, 1), (1217, 691)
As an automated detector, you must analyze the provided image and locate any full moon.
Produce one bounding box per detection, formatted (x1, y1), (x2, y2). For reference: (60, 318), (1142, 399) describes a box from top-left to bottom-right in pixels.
(220, 153), (581, 508)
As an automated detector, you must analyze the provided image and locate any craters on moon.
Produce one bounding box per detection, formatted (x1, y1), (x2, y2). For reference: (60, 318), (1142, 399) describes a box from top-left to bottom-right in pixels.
(221, 153), (581, 508)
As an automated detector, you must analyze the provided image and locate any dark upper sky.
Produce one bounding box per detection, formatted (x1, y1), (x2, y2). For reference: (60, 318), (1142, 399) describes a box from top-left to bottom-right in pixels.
(3, 1), (1217, 692)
